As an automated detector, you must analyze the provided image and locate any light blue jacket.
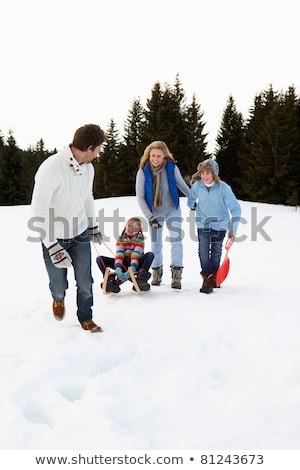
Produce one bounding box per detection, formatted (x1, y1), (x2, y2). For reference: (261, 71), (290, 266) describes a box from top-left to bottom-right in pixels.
(187, 180), (241, 234)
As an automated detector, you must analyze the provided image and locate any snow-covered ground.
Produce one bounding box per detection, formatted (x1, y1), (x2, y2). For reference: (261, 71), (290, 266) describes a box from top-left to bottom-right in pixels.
(0, 197), (299, 451)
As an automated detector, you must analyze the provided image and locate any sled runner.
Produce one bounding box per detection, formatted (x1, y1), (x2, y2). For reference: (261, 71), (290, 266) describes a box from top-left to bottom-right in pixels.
(102, 266), (141, 294)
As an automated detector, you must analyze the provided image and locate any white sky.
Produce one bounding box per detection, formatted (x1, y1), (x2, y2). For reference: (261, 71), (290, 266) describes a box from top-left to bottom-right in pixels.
(0, 0), (299, 153)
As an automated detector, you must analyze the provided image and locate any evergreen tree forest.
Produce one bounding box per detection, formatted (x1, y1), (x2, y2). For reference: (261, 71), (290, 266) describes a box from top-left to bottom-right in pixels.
(1, 77), (300, 206)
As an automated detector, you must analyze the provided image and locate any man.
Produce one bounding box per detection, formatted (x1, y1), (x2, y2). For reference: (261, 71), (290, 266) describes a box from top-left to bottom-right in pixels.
(31, 124), (106, 332)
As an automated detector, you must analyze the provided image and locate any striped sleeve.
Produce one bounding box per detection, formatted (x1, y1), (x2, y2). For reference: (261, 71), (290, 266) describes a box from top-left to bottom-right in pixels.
(130, 234), (144, 270)
(114, 238), (125, 268)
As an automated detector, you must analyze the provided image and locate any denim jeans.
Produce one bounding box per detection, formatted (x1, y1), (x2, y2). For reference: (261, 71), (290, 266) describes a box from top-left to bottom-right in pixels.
(96, 252), (154, 275)
(42, 229), (93, 323)
(197, 228), (226, 274)
(150, 206), (183, 268)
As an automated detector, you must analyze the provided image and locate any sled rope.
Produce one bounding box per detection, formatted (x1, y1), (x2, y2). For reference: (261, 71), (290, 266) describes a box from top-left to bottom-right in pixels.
(92, 241), (128, 271)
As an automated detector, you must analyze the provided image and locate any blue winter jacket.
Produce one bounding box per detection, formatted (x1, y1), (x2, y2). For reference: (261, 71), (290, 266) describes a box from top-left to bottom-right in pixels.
(143, 160), (179, 211)
(187, 180), (241, 233)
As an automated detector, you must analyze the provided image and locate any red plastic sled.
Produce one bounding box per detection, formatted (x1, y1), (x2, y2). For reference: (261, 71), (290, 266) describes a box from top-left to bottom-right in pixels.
(215, 238), (234, 287)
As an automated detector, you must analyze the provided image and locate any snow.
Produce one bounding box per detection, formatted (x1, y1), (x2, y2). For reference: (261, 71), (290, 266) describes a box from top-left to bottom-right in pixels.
(0, 196), (299, 450)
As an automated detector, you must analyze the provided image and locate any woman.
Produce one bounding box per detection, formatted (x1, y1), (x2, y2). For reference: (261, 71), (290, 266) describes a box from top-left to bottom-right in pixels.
(135, 141), (190, 289)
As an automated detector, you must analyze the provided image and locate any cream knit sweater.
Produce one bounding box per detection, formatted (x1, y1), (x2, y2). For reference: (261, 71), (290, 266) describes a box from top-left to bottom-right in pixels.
(30, 146), (97, 247)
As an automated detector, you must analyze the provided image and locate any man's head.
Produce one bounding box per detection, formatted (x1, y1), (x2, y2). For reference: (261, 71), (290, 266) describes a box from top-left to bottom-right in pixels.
(71, 124), (107, 163)
(72, 124), (106, 151)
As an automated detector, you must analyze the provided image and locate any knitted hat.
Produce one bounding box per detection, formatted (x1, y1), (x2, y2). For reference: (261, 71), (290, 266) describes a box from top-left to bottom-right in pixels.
(192, 158), (220, 184)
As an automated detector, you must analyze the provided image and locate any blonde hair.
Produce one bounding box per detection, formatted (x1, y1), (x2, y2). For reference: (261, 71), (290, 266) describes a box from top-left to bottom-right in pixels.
(122, 217), (143, 235)
(126, 217), (142, 228)
(139, 141), (176, 169)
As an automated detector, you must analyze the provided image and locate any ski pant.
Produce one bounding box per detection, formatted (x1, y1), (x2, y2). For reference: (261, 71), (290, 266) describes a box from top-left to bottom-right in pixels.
(96, 252), (154, 276)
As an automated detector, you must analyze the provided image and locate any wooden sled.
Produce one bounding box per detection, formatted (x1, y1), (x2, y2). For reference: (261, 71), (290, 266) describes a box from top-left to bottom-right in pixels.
(102, 266), (141, 294)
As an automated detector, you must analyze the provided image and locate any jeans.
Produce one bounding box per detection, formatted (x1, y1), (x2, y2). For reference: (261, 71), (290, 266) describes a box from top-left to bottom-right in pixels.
(150, 206), (183, 268)
(42, 229), (93, 323)
(96, 252), (154, 275)
(197, 228), (226, 274)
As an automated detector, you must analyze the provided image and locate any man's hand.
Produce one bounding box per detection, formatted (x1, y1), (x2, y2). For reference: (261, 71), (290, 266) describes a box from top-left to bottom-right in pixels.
(48, 242), (72, 268)
(89, 226), (102, 244)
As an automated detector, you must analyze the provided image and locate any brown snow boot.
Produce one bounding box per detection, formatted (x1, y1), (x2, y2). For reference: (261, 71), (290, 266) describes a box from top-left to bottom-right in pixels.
(212, 273), (220, 288)
(80, 319), (103, 333)
(200, 273), (214, 294)
(171, 266), (183, 289)
(52, 300), (65, 321)
(151, 266), (163, 286)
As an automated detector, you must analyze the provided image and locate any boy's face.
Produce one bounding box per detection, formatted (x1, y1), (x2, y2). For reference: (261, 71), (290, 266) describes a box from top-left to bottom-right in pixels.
(201, 170), (214, 184)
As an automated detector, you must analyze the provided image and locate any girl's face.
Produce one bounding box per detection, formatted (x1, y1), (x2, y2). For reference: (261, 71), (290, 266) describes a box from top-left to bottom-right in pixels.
(149, 148), (165, 168)
(201, 170), (214, 185)
(125, 220), (141, 236)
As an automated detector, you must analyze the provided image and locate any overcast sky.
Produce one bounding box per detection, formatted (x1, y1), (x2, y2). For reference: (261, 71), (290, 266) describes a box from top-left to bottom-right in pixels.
(0, 0), (298, 154)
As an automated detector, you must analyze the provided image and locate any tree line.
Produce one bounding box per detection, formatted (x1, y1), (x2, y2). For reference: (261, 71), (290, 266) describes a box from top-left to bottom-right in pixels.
(1, 75), (300, 206)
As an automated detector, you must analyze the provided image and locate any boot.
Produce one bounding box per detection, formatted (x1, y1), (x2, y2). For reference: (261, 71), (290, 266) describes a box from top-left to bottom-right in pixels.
(212, 273), (220, 288)
(171, 266), (183, 289)
(80, 319), (103, 333)
(151, 266), (163, 286)
(136, 269), (151, 291)
(200, 273), (214, 294)
(101, 274), (120, 293)
(52, 300), (65, 321)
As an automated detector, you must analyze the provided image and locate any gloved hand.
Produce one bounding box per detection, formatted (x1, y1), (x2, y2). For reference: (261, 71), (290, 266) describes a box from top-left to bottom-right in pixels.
(228, 230), (235, 240)
(149, 216), (161, 229)
(115, 267), (131, 282)
(130, 265), (137, 273)
(89, 226), (102, 244)
(48, 242), (72, 268)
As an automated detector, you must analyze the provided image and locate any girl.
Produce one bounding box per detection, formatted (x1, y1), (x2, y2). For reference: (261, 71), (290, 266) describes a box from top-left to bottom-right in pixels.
(96, 217), (154, 293)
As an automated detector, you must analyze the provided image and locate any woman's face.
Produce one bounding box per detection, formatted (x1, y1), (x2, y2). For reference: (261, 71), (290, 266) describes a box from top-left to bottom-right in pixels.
(149, 148), (165, 168)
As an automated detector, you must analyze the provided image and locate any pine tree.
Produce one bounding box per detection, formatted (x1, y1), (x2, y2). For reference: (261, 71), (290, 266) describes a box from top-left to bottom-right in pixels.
(240, 85), (300, 204)
(280, 86), (300, 205)
(215, 95), (245, 195)
(184, 94), (208, 180)
(142, 76), (188, 175)
(122, 97), (146, 194)
(0, 131), (26, 205)
(93, 119), (121, 198)
(22, 139), (49, 204)
(239, 86), (277, 201)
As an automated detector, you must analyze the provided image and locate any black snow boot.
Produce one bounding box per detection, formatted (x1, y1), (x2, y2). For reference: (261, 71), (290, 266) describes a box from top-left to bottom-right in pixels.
(200, 273), (214, 294)
(102, 274), (120, 293)
(171, 266), (183, 289)
(136, 269), (151, 291)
